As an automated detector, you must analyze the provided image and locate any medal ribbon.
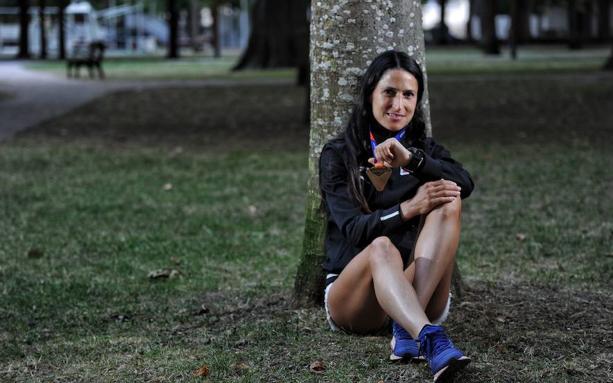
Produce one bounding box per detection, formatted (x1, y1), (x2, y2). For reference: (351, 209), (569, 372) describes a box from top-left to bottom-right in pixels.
(369, 128), (406, 163)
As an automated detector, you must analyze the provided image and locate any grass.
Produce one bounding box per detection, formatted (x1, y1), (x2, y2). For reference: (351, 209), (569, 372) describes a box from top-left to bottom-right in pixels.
(425, 45), (611, 74)
(24, 45), (612, 80)
(1, 73), (612, 381)
(26, 54), (297, 81)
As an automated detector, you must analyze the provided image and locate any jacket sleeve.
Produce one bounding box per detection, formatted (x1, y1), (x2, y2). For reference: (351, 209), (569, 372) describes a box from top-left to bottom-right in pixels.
(414, 138), (475, 199)
(320, 145), (407, 248)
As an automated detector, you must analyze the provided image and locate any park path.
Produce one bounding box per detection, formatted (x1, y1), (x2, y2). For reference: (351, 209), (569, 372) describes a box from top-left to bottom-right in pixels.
(0, 61), (292, 142)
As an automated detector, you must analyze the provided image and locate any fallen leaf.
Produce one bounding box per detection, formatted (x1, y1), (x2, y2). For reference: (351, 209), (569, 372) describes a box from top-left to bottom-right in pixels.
(163, 183), (173, 191)
(110, 314), (130, 322)
(516, 233), (526, 241)
(309, 360), (325, 374)
(247, 205), (257, 216)
(193, 365), (209, 377)
(195, 304), (210, 315)
(233, 362), (249, 372)
(27, 248), (44, 259)
(148, 269), (181, 280)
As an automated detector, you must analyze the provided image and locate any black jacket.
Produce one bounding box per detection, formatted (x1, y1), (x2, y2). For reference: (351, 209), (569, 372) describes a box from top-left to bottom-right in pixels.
(319, 136), (474, 273)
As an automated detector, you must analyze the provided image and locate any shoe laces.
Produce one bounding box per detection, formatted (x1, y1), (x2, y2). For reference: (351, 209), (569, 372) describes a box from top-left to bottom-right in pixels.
(392, 321), (411, 340)
(421, 327), (453, 358)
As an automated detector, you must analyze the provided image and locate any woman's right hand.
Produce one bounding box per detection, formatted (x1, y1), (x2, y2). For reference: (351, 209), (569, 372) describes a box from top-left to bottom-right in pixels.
(401, 180), (461, 219)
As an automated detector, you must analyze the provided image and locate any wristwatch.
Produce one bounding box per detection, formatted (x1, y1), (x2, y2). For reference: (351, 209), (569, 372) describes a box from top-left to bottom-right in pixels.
(404, 147), (425, 172)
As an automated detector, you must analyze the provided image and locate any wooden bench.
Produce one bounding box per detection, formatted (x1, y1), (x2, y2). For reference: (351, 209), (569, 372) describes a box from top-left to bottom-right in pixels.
(66, 41), (106, 79)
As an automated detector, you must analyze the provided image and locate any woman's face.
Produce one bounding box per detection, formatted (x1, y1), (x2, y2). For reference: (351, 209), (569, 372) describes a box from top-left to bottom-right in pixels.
(370, 69), (419, 132)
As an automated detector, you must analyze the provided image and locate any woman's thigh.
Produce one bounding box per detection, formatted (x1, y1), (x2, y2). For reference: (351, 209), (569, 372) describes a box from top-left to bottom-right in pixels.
(327, 241), (392, 333)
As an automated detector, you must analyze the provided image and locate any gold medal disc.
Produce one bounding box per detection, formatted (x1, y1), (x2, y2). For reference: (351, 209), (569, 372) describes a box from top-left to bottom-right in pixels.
(366, 165), (392, 191)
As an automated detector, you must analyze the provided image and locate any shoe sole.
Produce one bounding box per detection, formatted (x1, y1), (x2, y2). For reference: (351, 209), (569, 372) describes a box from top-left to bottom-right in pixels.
(433, 356), (471, 382)
(389, 338), (425, 362)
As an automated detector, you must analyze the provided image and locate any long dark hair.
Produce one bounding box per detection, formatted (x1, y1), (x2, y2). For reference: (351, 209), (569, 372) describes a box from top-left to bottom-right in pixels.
(342, 50), (427, 211)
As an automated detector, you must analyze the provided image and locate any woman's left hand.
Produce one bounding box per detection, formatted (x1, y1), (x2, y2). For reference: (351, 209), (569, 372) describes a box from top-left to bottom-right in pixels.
(369, 138), (412, 168)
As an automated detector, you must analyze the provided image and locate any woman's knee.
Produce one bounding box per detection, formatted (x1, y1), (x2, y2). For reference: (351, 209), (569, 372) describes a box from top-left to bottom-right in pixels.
(432, 197), (462, 220)
(367, 236), (401, 267)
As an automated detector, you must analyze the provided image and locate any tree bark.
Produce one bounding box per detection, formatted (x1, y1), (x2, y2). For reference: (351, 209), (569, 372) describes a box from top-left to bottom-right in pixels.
(39, 0), (47, 59)
(509, 0), (518, 59)
(17, 0), (30, 59)
(605, 42), (613, 70)
(294, 0), (433, 307)
(568, 0), (582, 49)
(211, 2), (221, 58)
(437, 0), (449, 45)
(516, 0), (532, 43)
(598, 0), (610, 42)
(233, 0), (309, 70)
(479, 0), (500, 55)
(466, 0), (474, 42)
(167, 0), (179, 58)
(58, 0), (66, 59)
(189, 0), (202, 52)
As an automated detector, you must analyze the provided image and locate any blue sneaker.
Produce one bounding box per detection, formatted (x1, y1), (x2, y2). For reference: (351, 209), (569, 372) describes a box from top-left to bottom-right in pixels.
(389, 320), (422, 361)
(418, 324), (470, 382)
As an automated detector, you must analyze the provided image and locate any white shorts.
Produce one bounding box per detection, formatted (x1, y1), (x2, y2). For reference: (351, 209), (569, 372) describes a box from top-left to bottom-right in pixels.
(324, 273), (341, 331)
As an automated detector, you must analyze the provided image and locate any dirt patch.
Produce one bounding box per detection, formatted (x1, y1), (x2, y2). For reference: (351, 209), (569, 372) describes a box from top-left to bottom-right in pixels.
(184, 281), (612, 382)
(16, 72), (613, 151)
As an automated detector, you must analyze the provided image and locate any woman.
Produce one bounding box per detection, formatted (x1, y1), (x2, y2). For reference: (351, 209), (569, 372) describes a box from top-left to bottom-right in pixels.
(319, 50), (474, 382)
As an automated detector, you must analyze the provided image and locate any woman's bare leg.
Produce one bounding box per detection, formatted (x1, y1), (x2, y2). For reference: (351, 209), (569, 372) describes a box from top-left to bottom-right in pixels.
(411, 198), (462, 319)
(327, 236), (430, 337)
(403, 261), (453, 322)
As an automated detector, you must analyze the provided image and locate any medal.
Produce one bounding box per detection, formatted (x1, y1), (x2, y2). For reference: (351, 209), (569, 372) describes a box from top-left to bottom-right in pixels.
(366, 163), (392, 191)
(367, 129), (406, 191)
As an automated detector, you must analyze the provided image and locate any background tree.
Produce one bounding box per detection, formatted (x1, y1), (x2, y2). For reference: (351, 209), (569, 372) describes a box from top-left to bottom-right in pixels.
(294, 0), (433, 306)
(597, 0), (610, 42)
(57, 0), (68, 59)
(166, 0), (179, 58)
(233, 0), (309, 70)
(605, 42), (613, 70)
(509, 0), (519, 59)
(39, 0), (47, 59)
(17, 0), (31, 59)
(466, 0), (474, 42)
(478, 0), (500, 54)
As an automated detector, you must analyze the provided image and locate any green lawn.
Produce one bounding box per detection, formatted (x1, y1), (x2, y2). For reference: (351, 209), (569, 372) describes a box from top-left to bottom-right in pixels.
(26, 54), (297, 81)
(1, 74), (612, 382)
(25, 45), (612, 80)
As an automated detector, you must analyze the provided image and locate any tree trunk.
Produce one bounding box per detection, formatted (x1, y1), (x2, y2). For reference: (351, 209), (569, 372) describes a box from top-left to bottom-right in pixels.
(516, 0), (532, 43)
(39, 0), (47, 59)
(598, 0), (610, 42)
(167, 0), (179, 58)
(58, 0), (66, 59)
(437, 0), (449, 45)
(17, 0), (30, 59)
(189, 0), (202, 52)
(568, 0), (582, 49)
(466, 0), (474, 42)
(509, 0), (518, 59)
(233, 0), (309, 70)
(211, 2), (221, 58)
(605, 42), (613, 70)
(479, 0), (500, 55)
(294, 0), (433, 306)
